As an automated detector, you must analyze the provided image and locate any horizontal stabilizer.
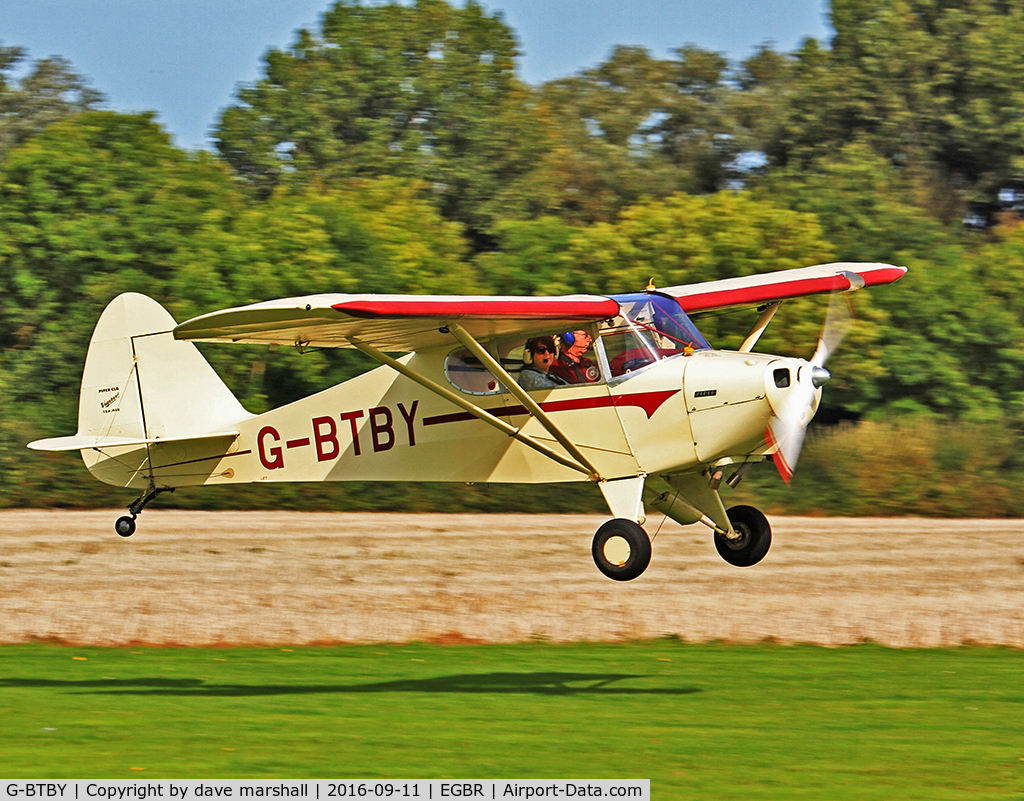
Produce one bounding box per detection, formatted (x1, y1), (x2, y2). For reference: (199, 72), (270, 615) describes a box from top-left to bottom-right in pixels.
(29, 430), (239, 453)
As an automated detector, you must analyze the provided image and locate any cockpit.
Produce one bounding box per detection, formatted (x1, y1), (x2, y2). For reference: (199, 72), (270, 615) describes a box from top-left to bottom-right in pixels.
(443, 292), (711, 395)
(599, 293), (711, 379)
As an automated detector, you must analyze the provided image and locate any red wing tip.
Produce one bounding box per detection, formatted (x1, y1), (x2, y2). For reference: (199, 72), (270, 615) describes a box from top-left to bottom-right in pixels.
(859, 265), (908, 286)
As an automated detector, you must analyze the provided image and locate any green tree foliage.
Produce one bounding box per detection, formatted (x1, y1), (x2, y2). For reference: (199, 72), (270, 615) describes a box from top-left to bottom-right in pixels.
(214, 0), (545, 246)
(0, 112), (239, 503)
(728, 43), (793, 163)
(533, 43), (748, 223)
(564, 191), (833, 295)
(754, 142), (957, 264)
(0, 113), (242, 444)
(534, 46), (684, 221)
(478, 192), (834, 298)
(0, 44), (104, 160)
(475, 216), (579, 296)
(764, 0), (1024, 200)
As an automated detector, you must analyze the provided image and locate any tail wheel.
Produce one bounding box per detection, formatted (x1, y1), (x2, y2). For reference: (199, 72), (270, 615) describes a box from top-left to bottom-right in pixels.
(715, 505), (771, 567)
(592, 519), (652, 581)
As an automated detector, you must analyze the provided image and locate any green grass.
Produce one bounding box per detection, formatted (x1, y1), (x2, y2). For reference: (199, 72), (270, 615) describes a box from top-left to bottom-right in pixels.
(1, 642), (1022, 798)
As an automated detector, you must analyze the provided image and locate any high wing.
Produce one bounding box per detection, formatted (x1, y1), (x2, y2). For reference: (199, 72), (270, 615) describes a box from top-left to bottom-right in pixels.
(173, 294), (620, 351)
(661, 262), (907, 314)
(172, 263), (907, 352)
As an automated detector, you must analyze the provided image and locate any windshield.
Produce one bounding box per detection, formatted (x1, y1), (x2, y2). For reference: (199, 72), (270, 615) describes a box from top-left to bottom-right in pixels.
(599, 293), (711, 379)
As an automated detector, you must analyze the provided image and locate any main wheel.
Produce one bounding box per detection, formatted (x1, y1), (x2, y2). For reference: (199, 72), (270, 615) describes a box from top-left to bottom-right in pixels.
(592, 518), (652, 581)
(115, 516), (136, 538)
(715, 505), (771, 567)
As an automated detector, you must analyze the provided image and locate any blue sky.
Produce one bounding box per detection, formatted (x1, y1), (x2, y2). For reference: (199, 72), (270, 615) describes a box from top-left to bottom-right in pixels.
(3, 1), (831, 151)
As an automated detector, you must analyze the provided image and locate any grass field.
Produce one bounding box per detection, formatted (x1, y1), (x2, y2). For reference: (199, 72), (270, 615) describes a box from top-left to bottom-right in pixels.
(1, 642), (1022, 799)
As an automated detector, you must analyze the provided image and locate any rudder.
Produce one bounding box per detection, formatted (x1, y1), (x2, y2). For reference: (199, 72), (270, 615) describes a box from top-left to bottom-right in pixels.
(29, 294), (252, 492)
(77, 293), (251, 443)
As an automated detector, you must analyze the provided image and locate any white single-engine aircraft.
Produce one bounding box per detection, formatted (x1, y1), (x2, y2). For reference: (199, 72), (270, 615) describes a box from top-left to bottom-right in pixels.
(30, 261), (906, 581)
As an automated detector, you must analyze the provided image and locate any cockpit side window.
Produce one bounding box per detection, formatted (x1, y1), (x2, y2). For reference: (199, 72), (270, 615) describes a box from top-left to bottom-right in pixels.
(443, 328), (607, 395)
(444, 348), (503, 395)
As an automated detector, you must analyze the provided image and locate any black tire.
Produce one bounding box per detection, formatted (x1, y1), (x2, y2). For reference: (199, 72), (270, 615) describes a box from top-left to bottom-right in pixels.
(115, 516), (136, 538)
(592, 518), (652, 581)
(715, 505), (771, 567)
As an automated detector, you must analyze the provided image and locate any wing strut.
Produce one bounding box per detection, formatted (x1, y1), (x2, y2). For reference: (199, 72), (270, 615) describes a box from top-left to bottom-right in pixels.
(346, 336), (601, 480)
(448, 323), (604, 481)
(739, 302), (781, 353)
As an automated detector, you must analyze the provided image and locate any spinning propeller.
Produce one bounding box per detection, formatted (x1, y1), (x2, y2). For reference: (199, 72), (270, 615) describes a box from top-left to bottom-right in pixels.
(764, 294), (853, 483)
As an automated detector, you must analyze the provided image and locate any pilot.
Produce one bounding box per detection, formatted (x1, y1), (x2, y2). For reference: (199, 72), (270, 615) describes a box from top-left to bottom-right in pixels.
(550, 329), (600, 384)
(518, 336), (569, 390)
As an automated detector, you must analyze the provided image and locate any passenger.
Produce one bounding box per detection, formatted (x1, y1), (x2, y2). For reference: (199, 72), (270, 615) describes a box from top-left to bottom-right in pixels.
(550, 329), (600, 384)
(518, 336), (569, 390)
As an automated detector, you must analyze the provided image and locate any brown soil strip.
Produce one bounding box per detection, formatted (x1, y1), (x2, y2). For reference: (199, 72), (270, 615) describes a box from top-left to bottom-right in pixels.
(1, 511), (1022, 648)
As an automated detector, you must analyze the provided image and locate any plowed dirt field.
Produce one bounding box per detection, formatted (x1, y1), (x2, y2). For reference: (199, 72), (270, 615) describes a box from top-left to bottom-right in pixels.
(1, 511), (1022, 647)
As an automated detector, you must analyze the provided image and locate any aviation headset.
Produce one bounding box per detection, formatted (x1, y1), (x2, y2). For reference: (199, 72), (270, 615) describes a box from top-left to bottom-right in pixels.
(562, 330), (593, 347)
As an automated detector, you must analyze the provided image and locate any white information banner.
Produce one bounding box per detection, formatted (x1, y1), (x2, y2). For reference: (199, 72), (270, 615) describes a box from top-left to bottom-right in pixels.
(1, 781), (650, 801)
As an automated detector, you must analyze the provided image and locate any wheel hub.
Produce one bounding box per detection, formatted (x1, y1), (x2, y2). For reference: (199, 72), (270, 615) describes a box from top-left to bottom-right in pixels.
(721, 522), (752, 550)
(602, 536), (632, 567)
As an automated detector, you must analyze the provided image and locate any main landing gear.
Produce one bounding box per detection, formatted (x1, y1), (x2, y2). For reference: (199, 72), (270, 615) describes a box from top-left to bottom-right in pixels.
(715, 505), (772, 567)
(591, 504), (772, 581)
(592, 518), (652, 581)
(114, 485), (174, 538)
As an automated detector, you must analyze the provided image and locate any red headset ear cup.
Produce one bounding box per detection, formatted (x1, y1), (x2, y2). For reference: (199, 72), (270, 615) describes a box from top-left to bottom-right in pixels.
(562, 332), (575, 347)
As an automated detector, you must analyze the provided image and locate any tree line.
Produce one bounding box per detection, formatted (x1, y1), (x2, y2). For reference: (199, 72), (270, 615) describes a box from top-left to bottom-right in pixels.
(4, 0), (1024, 514)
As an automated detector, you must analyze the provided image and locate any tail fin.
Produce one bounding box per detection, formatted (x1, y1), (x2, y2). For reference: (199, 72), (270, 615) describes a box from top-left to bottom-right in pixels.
(29, 294), (251, 485)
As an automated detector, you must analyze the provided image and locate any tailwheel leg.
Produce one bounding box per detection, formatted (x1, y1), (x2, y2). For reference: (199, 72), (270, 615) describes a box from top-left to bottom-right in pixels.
(114, 485), (174, 538)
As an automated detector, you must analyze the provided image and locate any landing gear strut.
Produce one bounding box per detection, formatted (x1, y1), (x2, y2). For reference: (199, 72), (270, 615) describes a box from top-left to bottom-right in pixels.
(592, 518), (652, 581)
(114, 485), (174, 538)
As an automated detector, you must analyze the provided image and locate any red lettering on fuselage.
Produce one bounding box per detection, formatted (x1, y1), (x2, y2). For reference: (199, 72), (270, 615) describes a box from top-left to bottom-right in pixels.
(312, 416), (339, 461)
(369, 406), (394, 452)
(339, 410), (364, 456)
(398, 400), (419, 446)
(258, 426), (284, 470)
(256, 403), (419, 471)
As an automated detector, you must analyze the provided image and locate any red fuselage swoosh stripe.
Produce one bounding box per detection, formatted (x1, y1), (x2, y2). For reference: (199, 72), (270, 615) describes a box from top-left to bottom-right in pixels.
(422, 390), (680, 427)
